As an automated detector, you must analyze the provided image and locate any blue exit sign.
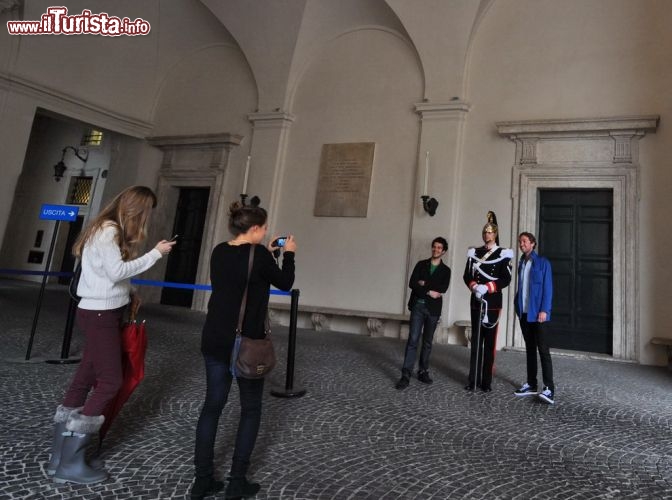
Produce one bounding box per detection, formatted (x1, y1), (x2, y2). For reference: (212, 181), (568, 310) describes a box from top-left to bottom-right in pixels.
(39, 204), (79, 222)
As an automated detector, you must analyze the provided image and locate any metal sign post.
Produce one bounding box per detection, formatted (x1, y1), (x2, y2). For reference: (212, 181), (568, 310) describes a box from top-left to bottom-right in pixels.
(24, 204), (79, 361)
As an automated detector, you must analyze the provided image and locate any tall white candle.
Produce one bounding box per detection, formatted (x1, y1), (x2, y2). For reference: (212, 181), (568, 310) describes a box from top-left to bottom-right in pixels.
(242, 155), (251, 194)
(423, 151), (429, 196)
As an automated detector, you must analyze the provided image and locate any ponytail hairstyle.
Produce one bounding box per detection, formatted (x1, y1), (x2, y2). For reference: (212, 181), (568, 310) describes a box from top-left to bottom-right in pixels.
(73, 186), (157, 260)
(228, 198), (267, 236)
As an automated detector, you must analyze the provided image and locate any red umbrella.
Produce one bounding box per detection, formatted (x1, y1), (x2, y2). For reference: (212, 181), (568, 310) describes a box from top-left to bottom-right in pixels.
(99, 312), (148, 443)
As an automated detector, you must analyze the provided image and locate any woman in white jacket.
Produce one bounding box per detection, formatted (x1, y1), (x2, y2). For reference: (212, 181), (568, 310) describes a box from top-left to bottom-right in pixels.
(47, 185), (175, 485)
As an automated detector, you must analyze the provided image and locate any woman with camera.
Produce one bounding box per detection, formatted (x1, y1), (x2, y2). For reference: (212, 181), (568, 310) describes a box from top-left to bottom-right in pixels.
(191, 200), (296, 500)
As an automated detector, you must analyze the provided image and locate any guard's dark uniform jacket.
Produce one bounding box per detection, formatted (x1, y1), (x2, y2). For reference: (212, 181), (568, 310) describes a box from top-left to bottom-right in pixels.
(463, 245), (513, 309)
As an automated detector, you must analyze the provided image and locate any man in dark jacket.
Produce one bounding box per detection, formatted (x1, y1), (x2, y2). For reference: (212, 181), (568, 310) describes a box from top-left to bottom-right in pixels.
(396, 237), (451, 390)
(513, 231), (555, 404)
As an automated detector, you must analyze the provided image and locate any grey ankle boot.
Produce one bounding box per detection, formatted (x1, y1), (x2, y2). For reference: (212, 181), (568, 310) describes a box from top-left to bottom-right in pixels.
(46, 405), (78, 475)
(53, 410), (107, 485)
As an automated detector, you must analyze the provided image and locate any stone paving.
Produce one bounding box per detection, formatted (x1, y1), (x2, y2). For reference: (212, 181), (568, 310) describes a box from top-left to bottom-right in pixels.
(1, 278), (671, 499)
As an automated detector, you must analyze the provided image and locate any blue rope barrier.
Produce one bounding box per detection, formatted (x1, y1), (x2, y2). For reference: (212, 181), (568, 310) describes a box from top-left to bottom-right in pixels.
(0, 268), (292, 296)
(130, 278), (292, 296)
(130, 278), (212, 291)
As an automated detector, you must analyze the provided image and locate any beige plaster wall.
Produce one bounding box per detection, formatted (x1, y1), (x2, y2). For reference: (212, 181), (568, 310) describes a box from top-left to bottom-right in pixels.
(274, 28), (423, 315)
(151, 44), (257, 137)
(458, 0), (672, 363)
(3, 1), (235, 123)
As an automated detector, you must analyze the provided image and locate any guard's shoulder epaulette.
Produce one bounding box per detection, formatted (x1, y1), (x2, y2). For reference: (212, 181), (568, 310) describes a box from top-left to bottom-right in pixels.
(500, 248), (514, 259)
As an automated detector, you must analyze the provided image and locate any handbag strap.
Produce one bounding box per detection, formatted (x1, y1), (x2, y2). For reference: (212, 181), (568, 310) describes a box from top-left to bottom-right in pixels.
(236, 244), (256, 335)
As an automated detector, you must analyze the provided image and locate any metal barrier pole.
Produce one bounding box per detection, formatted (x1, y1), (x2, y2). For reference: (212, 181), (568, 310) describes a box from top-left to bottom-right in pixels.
(25, 220), (60, 361)
(271, 289), (306, 398)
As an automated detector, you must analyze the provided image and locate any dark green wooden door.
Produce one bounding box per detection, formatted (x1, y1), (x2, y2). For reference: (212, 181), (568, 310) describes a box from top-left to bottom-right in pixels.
(538, 189), (613, 354)
(161, 188), (209, 307)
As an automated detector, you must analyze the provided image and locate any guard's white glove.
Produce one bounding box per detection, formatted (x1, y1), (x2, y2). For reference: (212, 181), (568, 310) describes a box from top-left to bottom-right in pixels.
(475, 284), (488, 297)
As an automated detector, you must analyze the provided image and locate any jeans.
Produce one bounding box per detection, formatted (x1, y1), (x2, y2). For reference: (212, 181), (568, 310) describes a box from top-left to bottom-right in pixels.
(401, 302), (440, 376)
(62, 306), (125, 416)
(194, 355), (264, 479)
(519, 316), (555, 392)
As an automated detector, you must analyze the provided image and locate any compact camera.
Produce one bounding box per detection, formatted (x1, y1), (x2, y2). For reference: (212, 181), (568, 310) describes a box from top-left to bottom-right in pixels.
(272, 236), (287, 247)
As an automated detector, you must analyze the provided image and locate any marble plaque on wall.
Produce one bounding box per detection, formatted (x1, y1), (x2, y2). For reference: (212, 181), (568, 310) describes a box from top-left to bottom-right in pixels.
(314, 142), (375, 217)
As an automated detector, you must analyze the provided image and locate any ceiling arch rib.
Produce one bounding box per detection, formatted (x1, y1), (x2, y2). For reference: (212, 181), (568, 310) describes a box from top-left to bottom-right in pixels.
(201, 0), (415, 113)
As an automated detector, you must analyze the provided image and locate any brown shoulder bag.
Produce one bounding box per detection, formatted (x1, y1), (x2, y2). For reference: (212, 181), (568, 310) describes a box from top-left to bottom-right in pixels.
(230, 245), (276, 379)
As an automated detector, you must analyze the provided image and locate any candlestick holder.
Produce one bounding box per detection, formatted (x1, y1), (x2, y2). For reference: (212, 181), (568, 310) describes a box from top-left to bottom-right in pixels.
(421, 195), (438, 216)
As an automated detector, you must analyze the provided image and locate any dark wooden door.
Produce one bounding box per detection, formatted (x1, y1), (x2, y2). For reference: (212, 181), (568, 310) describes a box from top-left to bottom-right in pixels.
(539, 189), (613, 354)
(160, 188), (210, 307)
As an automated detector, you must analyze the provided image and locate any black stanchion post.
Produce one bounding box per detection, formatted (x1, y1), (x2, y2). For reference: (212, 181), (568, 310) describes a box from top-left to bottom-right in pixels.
(271, 289), (306, 398)
(46, 297), (81, 365)
(25, 220), (60, 361)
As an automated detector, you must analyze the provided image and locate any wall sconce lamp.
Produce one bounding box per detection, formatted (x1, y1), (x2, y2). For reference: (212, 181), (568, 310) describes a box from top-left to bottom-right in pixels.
(420, 151), (438, 216)
(421, 195), (439, 216)
(53, 146), (88, 182)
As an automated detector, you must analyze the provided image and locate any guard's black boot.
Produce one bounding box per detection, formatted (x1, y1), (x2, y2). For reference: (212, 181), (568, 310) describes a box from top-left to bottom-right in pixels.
(190, 476), (224, 500)
(225, 477), (261, 499)
(53, 410), (107, 485)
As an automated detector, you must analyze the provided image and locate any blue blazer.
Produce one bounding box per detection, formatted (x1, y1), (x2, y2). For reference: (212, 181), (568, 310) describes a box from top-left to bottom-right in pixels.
(514, 251), (553, 322)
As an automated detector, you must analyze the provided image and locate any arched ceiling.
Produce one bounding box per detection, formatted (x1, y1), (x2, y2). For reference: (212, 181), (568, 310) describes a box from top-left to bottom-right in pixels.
(200, 0), (493, 110)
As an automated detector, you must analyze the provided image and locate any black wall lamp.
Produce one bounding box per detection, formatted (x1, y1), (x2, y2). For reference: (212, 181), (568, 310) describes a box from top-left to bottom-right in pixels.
(53, 146), (88, 182)
(421, 195), (439, 216)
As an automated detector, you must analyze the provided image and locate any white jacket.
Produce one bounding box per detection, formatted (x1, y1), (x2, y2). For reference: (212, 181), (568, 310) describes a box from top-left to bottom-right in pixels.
(77, 223), (162, 310)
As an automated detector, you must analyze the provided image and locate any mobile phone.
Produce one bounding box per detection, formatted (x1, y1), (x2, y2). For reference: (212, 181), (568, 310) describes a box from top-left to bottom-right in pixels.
(272, 236), (287, 247)
(169, 234), (179, 242)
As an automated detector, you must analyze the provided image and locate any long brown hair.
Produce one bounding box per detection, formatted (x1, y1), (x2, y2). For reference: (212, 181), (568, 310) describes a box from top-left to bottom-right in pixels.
(73, 186), (157, 260)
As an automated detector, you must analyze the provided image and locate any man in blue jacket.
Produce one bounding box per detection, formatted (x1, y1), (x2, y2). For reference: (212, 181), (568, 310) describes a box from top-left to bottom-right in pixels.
(513, 232), (555, 404)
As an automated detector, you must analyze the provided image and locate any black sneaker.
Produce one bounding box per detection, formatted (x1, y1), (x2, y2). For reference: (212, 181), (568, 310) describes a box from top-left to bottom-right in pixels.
(464, 383), (475, 391)
(417, 371), (433, 384)
(395, 376), (410, 390)
(538, 387), (555, 404)
(514, 383), (538, 397)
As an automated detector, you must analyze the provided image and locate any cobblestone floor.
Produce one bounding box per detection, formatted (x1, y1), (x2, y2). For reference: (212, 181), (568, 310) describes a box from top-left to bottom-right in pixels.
(1, 279), (671, 499)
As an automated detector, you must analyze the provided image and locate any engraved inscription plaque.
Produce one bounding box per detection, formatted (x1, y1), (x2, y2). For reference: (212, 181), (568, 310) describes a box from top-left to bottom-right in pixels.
(314, 142), (375, 217)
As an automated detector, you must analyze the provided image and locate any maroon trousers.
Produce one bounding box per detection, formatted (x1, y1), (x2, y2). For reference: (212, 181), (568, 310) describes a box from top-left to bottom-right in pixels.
(62, 306), (125, 417)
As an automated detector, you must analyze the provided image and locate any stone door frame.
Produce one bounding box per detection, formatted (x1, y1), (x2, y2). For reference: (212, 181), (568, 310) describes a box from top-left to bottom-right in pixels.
(497, 116), (658, 362)
(145, 133), (242, 311)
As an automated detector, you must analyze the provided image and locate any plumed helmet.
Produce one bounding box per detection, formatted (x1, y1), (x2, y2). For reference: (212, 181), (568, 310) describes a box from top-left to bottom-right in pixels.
(482, 210), (499, 245)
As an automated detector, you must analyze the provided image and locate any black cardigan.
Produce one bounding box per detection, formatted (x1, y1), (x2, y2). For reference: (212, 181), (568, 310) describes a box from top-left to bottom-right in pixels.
(407, 258), (451, 316)
(201, 243), (295, 361)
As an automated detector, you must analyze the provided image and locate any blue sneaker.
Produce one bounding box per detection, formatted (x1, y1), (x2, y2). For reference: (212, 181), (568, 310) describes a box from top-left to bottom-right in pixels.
(514, 383), (537, 396)
(538, 387), (555, 404)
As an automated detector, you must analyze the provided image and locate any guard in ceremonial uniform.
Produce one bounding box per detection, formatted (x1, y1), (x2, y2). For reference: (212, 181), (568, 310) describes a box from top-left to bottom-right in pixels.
(463, 211), (513, 392)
